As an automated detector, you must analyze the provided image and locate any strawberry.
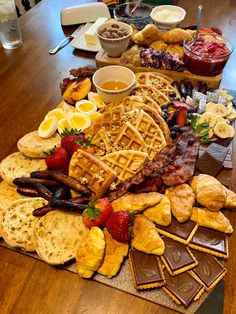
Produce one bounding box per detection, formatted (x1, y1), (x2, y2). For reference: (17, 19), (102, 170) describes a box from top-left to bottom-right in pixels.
(172, 100), (195, 111)
(45, 146), (70, 173)
(106, 211), (132, 243)
(172, 106), (188, 128)
(82, 198), (113, 229)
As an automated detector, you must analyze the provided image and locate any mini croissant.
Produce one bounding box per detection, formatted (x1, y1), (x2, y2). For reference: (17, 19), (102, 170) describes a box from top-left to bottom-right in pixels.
(224, 188), (236, 209)
(143, 195), (171, 226)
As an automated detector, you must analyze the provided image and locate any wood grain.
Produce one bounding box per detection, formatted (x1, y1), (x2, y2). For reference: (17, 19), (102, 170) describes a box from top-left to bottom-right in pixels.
(0, 0), (235, 313)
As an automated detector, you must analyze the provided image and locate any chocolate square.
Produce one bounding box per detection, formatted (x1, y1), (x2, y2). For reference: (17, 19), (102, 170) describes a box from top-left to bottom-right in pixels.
(196, 151), (224, 176)
(163, 271), (203, 307)
(129, 248), (165, 288)
(162, 237), (197, 274)
(189, 227), (228, 258)
(206, 143), (229, 163)
(191, 251), (226, 288)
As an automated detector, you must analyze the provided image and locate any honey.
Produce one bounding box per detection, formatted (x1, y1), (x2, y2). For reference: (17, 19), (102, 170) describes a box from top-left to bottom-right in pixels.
(101, 80), (128, 91)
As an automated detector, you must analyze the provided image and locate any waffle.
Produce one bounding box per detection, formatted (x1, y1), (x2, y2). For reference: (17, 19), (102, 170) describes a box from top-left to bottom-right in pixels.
(85, 105), (125, 139)
(113, 121), (148, 153)
(91, 129), (112, 156)
(126, 110), (166, 159)
(101, 150), (149, 182)
(69, 150), (117, 198)
(131, 85), (170, 106)
(149, 72), (174, 84)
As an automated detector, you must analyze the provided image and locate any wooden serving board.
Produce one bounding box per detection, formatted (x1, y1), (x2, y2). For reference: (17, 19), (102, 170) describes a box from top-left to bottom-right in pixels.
(95, 49), (222, 89)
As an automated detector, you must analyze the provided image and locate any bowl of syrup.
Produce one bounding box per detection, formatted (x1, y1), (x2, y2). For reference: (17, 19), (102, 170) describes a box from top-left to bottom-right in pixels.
(92, 65), (135, 103)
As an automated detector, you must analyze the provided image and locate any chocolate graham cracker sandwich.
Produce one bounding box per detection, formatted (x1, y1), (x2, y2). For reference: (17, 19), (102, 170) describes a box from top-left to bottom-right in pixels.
(188, 226), (229, 259)
(156, 218), (198, 244)
(129, 248), (165, 290)
(162, 271), (205, 307)
(161, 237), (198, 276)
(189, 251), (227, 291)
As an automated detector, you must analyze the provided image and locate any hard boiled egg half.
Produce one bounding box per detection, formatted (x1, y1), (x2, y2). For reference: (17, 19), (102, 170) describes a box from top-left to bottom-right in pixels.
(88, 92), (106, 109)
(38, 116), (58, 138)
(68, 113), (91, 131)
(75, 100), (97, 115)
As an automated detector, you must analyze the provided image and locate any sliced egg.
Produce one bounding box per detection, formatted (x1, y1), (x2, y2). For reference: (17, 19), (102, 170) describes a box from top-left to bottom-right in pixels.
(45, 108), (66, 121)
(38, 116), (58, 138)
(57, 100), (77, 116)
(88, 111), (102, 122)
(88, 92), (106, 109)
(75, 99), (97, 115)
(57, 118), (72, 134)
(68, 113), (91, 131)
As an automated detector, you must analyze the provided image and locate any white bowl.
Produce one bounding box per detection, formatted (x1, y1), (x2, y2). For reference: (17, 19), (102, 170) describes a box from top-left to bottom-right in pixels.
(150, 5), (186, 31)
(92, 65), (135, 103)
(96, 20), (132, 57)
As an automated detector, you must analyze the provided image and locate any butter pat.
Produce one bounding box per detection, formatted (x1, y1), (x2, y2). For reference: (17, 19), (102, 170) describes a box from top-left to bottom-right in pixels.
(84, 17), (108, 45)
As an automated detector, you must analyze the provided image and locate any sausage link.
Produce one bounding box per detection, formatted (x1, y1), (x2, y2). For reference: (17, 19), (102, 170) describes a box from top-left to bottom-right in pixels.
(34, 183), (53, 201)
(50, 199), (86, 211)
(33, 205), (54, 217)
(13, 177), (60, 188)
(17, 187), (40, 197)
(30, 170), (52, 179)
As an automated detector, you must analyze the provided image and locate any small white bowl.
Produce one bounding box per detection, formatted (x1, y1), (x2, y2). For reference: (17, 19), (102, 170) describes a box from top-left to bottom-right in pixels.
(151, 5), (186, 31)
(92, 65), (135, 103)
(96, 20), (132, 57)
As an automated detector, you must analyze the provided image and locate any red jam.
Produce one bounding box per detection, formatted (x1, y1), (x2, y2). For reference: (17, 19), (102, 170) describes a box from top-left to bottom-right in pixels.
(183, 35), (232, 76)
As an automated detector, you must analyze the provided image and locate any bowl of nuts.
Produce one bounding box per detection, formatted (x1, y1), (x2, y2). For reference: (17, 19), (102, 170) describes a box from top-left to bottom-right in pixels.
(96, 20), (132, 57)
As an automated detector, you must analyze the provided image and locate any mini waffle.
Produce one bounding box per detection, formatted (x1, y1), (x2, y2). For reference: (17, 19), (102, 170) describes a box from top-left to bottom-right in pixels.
(149, 72), (174, 84)
(131, 85), (170, 106)
(91, 129), (112, 156)
(101, 150), (149, 182)
(69, 150), (117, 198)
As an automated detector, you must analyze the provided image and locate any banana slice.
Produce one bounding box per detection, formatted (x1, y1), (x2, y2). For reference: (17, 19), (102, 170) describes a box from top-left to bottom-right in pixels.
(215, 116), (226, 124)
(208, 103), (228, 117)
(226, 110), (236, 122)
(198, 112), (216, 127)
(214, 122), (235, 138)
(205, 102), (216, 112)
(208, 128), (214, 138)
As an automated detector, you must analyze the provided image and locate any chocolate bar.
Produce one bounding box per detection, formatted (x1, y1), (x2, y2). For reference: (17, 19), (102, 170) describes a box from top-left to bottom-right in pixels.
(189, 251), (227, 291)
(188, 226), (229, 259)
(129, 248), (165, 290)
(161, 237), (198, 276)
(196, 151), (224, 176)
(162, 271), (205, 306)
(156, 218), (198, 244)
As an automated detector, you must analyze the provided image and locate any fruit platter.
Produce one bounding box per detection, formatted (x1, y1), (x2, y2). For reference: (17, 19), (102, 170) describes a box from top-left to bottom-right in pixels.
(0, 63), (236, 314)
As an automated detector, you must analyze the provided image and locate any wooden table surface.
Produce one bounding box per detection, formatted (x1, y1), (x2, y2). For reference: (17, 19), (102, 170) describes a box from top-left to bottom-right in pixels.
(0, 1), (235, 313)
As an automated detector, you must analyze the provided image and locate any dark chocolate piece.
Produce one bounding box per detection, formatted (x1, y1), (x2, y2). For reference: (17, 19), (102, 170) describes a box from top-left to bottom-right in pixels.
(156, 218), (197, 242)
(129, 248), (165, 288)
(191, 251), (226, 288)
(162, 237), (197, 274)
(206, 143), (229, 163)
(163, 271), (203, 306)
(189, 227), (228, 257)
(196, 151), (224, 176)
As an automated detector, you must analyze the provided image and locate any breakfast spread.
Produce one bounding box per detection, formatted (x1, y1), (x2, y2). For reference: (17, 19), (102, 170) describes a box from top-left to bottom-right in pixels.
(0, 48), (236, 312)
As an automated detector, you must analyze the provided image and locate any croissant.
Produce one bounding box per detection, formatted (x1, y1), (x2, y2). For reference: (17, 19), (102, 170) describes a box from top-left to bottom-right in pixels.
(190, 174), (226, 211)
(224, 188), (236, 209)
(165, 183), (195, 223)
(162, 28), (193, 45)
(191, 207), (233, 234)
(76, 226), (105, 278)
(166, 44), (184, 57)
(143, 195), (171, 226)
(149, 40), (167, 51)
(132, 215), (165, 255)
(132, 24), (162, 46)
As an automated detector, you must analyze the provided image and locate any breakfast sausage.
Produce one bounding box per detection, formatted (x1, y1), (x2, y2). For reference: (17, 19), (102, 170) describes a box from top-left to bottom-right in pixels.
(51, 186), (70, 202)
(50, 199), (86, 211)
(30, 170), (52, 179)
(34, 183), (53, 201)
(33, 205), (54, 217)
(13, 177), (60, 188)
(16, 187), (40, 197)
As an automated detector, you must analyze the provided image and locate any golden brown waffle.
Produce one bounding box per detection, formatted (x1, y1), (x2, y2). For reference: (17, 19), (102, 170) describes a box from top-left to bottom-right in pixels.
(91, 129), (112, 156)
(101, 150), (149, 182)
(131, 85), (170, 106)
(69, 150), (116, 198)
(85, 105), (125, 139)
(135, 72), (180, 98)
(126, 110), (166, 159)
(149, 72), (174, 84)
(113, 121), (148, 153)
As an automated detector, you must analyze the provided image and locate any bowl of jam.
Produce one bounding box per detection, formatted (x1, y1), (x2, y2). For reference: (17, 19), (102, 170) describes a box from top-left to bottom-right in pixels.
(183, 33), (233, 76)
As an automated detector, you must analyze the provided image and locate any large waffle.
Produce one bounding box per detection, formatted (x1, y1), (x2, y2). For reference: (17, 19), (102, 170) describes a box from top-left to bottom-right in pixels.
(149, 72), (174, 84)
(101, 150), (149, 182)
(91, 129), (112, 156)
(127, 110), (166, 159)
(69, 150), (116, 198)
(135, 72), (180, 98)
(131, 85), (170, 106)
(114, 121), (148, 153)
(85, 105), (125, 139)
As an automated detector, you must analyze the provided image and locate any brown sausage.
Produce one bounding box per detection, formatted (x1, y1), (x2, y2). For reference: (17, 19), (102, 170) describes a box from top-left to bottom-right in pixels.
(67, 196), (90, 204)
(34, 183), (53, 201)
(51, 187), (70, 202)
(33, 205), (54, 217)
(13, 177), (60, 188)
(50, 199), (86, 211)
(17, 187), (40, 197)
(30, 170), (52, 179)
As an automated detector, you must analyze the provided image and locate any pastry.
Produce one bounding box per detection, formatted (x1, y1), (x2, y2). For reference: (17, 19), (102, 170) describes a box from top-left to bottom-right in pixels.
(149, 40), (167, 51)
(76, 226), (105, 278)
(166, 44), (184, 57)
(143, 195), (171, 226)
(191, 206), (233, 234)
(132, 24), (162, 46)
(111, 192), (162, 213)
(132, 215), (165, 255)
(165, 183), (195, 223)
(162, 28), (194, 45)
(224, 188), (236, 209)
(97, 229), (129, 278)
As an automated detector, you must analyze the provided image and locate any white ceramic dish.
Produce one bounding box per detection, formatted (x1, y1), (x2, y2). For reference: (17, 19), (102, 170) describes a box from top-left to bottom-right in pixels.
(70, 23), (101, 52)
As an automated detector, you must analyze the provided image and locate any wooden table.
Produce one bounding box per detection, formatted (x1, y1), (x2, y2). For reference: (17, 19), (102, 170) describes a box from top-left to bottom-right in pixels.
(0, 1), (235, 313)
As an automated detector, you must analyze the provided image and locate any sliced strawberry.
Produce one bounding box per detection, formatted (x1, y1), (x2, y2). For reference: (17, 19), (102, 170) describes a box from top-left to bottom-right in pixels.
(106, 211), (131, 243)
(172, 106), (188, 128)
(172, 100), (195, 110)
(82, 198), (113, 229)
(45, 146), (70, 173)
(61, 130), (86, 156)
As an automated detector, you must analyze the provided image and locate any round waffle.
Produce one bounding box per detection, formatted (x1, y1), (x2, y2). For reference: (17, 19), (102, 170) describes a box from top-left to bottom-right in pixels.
(131, 85), (170, 106)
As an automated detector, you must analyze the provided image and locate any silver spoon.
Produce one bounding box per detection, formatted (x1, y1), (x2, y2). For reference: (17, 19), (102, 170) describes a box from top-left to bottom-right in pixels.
(130, 0), (143, 16)
(195, 4), (203, 42)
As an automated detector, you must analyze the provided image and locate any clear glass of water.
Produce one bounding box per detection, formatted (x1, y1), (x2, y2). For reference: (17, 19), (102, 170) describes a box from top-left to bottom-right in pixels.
(0, 0), (22, 49)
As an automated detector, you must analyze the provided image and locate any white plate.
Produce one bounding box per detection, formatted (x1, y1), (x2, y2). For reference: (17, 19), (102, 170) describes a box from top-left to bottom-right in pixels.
(70, 23), (101, 52)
